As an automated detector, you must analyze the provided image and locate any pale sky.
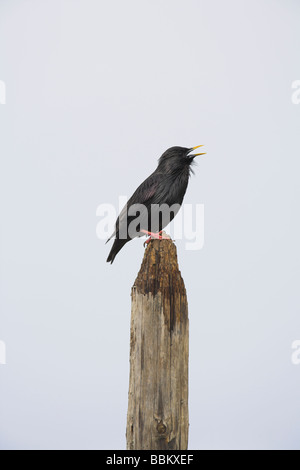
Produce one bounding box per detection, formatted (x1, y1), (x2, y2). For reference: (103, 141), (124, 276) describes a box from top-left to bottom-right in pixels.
(0, 0), (300, 450)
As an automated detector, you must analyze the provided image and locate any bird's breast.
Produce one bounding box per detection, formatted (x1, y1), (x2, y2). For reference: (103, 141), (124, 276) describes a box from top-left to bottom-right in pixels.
(164, 173), (189, 206)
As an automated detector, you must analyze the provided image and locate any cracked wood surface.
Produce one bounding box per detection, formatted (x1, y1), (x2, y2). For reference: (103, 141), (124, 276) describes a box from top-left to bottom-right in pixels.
(126, 239), (189, 450)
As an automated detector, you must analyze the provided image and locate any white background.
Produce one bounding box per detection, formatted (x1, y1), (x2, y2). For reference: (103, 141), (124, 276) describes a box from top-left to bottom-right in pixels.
(0, 0), (300, 450)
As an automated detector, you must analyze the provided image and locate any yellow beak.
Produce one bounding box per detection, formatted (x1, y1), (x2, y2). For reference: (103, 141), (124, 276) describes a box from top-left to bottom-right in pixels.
(192, 145), (206, 156)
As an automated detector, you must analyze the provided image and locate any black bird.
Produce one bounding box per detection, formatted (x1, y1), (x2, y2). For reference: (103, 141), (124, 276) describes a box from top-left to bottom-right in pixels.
(106, 145), (205, 263)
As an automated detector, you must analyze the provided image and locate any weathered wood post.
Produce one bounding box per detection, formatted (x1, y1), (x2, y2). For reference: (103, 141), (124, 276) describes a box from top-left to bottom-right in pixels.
(126, 239), (189, 450)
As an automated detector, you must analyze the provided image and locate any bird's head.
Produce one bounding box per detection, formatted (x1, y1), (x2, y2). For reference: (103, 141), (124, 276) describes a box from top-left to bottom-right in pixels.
(157, 146), (205, 174)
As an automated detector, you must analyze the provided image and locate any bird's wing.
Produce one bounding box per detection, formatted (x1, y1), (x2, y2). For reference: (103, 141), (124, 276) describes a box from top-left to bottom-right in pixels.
(128, 171), (164, 205)
(107, 172), (164, 241)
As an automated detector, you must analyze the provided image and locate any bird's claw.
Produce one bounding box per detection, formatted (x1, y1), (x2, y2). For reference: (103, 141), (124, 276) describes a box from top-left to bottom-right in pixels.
(143, 237), (152, 247)
(142, 230), (172, 248)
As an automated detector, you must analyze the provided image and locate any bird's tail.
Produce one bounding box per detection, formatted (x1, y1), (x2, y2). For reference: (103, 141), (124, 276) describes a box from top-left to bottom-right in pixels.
(105, 231), (115, 244)
(106, 238), (129, 264)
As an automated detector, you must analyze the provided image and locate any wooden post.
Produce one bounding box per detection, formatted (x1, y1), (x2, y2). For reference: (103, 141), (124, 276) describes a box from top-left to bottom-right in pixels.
(126, 239), (189, 450)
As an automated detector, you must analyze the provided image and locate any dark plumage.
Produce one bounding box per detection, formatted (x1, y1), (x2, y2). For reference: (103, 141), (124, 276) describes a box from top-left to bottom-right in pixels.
(106, 145), (205, 263)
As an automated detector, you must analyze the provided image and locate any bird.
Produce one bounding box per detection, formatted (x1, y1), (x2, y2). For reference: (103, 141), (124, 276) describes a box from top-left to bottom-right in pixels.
(106, 145), (205, 263)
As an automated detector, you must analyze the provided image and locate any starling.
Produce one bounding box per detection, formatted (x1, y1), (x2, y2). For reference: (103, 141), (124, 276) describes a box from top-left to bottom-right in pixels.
(106, 145), (205, 263)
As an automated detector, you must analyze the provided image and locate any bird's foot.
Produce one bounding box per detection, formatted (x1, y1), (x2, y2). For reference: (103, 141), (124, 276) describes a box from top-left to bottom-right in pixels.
(142, 230), (172, 247)
(143, 237), (152, 247)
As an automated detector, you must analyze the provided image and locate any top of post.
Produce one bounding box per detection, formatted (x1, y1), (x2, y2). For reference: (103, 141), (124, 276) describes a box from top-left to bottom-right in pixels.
(133, 239), (186, 298)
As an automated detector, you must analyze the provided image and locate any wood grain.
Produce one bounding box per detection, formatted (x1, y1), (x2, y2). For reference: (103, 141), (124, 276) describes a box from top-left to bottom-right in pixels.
(126, 239), (189, 450)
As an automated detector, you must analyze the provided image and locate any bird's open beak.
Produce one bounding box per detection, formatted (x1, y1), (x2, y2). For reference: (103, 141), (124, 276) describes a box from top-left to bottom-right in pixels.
(187, 145), (206, 158)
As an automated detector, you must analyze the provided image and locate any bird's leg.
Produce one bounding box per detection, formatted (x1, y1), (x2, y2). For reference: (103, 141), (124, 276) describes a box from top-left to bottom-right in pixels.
(143, 237), (153, 246)
(141, 229), (163, 239)
(141, 230), (172, 247)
